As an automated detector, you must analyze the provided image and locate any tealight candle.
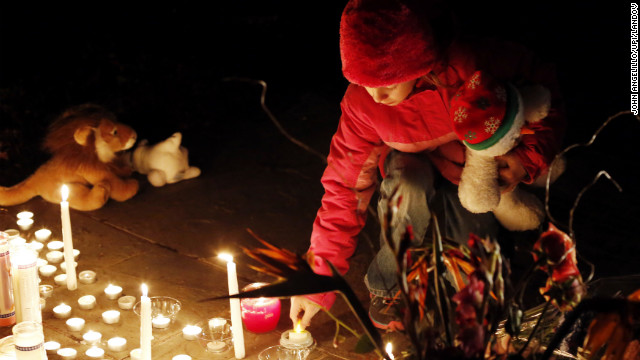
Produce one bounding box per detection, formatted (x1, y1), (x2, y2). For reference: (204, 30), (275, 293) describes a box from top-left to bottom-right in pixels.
(83, 330), (102, 345)
(288, 329), (311, 344)
(130, 348), (141, 360)
(207, 341), (227, 352)
(46, 250), (64, 263)
(152, 315), (170, 329)
(182, 325), (202, 340)
(17, 218), (34, 231)
(209, 317), (227, 332)
(54, 273), (67, 285)
(47, 240), (64, 251)
(40, 298), (46, 310)
(35, 228), (52, 242)
(36, 258), (48, 267)
(4, 229), (20, 239)
(107, 337), (127, 352)
(78, 295), (97, 310)
(9, 237), (26, 247)
(118, 295), (136, 310)
(44, 341), (61, 354)
(66, 317), (85, 331)
(57, 347), (77, 360)
(53, 303), (72, 319)
(39, 284), (53, 298)
(78, 270), (97, 284)
(39, 264), (57, 277)
(85, 346), (105, 359)
(102, 310), (121, 324)
(17, 211), (34, 220)
(173, 355), (192, 360)
(104, 284), (122, 299)
(73, 248), (80, 260)
(59, 261), (77, 273)
(28, 241), (44, 253)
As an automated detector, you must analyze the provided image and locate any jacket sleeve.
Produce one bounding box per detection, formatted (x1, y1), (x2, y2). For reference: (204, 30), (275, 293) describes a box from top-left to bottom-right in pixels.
(306, 88), (386, 309)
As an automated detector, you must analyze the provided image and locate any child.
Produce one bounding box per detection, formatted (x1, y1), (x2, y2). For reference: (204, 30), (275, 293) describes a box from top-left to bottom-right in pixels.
(290, 0), (565, 331)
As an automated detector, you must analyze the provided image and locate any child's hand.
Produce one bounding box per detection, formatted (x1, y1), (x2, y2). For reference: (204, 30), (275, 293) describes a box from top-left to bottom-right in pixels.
(289, 296), (321, 330)
(495, 152), (527, 193)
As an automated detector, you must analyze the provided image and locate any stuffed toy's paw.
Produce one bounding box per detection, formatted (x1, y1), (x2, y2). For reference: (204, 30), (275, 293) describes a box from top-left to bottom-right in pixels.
(132, 132), (201, 187)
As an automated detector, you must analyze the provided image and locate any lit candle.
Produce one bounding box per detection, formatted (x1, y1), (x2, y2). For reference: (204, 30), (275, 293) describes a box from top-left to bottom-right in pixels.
(54, 273), (67, 286)
(83, 330), (102, 345)
(53, 303), (72, 319)
(152, 315), (170, 329)
(104, 284), (122, 299)
(182, 325), (202, 340)
(28, 241), (44, 253)
(118, 295), (136, 310)
(46, 250), (64, 263)
(85, 346), (105, 359)
(140, 284), (152, 360)
(288, 321), (311, 344)
(17, 211), (33, 220)
(34, 229), (51, 242)
(44, 340), (61, 354)
(173, 355), (192, 360)
(386, 342), (395, 360)
(47, 240), (64, 251)
(107, 337), (127, 352)
(218, 253), (245, 359)
(78, 270), (97, 284)
(207, 341), (227, 353)
(57, 347), (77, 360)
(60, 184), (78, 290)
(130, 348), (141, 360)
(17, 218), (34, 231)
(102, 310), (121, 324)
(73, 248), (80, 260)
(39, 264), (57, 277)
(66, 317), (85, 331)
(240, 282), (281, 333)
(209, 317), (227, 333)
(39, 285), (53, 299)
(59, 261), (77, 273)
(78, 295), (96, 310)
(36, 258), (48, 268)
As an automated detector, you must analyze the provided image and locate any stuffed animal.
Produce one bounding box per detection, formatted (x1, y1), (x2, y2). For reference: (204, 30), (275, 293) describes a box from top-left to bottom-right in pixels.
(131, 132), (200, 187)
(0, 104), (139, 211)
(450, 71), (555, 231)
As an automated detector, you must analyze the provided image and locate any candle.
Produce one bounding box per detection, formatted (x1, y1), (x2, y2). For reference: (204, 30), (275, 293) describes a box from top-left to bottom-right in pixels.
(102, 310), (121, 324)
(12, 321), (46, 360)
(218, 253), (245, 359)
(28, 241), (44, 253)
(209, 317), (227, 332)
(34, 229), (51, 242)
(78, 270), (97, 284)
(130, 348), (141, 360)
(83, 330), (102, 345)
(40, 297), (46, 311)
(182, 325), (202, 340)
(286, 320), (312, 345)
(39, 285), (53, 298)
(207, 341), (227, 352)
(44, 340), (61, 354)
(36, 258), (48, 268)
(386, 343), (395, 360)
(78, 295), (96, 310)
(53, 303), (72, 319)
(107, 337), (127, 352)
(46, 250), (64, 263)
(118, 295), (136, 310)
(57, 348), (77, 360)
(85, 347), (105, 359)
(17, 211), (34, 220)
(104, 284), (122, 299)
(0, 237), (14, 327)
(140, 284), (152, 360)
(54, 273), (68, 285)
(11, 246), (41, 323)
(73, 248), (80, 260)
(59, 261), (77, 273)
(152, 315), (170, 329)
(60, 184), (78, 290)
(173, 355), (192, 360)
(47, 240), (64, 251)
(240, 282), (281, 333)
(39, 264), (57, 277)
(17, 218), (34, 231)
(66, 317), (85, 331)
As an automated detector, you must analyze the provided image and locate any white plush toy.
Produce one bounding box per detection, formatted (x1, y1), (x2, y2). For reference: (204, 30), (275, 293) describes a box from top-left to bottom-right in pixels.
(450, 71), (556, 231)
(132, 132), (201, 187)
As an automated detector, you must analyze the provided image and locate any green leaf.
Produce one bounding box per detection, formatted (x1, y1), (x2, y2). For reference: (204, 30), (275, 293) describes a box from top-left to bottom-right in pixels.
(354, 334), (376, 354)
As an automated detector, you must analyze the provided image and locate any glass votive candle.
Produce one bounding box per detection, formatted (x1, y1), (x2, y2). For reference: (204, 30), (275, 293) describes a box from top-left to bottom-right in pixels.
(240, 282), (282, 333)
(35, 228), (52, 242)
(47, 240), (64, 251)
(173, 355), (192, 360)
(78, 295), (97, 310)
(66, 317), (85, 331)
(39, 264), (57, 277)
(54, 273), (67, 285)
(17, 218), (34, 231)
(118, 295), (136, 310)
(107, 337), (127, 352)
(104, 284), (122, 299)
(78, 270), (97, 284)
(28, 241), (44, 253)
(16, 211), (33, 220)
(60, 261), (77, 273)
(46, 250), (64, 263)
(39, 285), (53, 299)
(86, 346), (105, 359)
(12, 321), (46, 360)
(102, 310), (120, 324)
(83, 330), (102, 345)
(44, 341), (61, 354)
(57, 347), (77, 360)
(53, 303), (72, 319)
(182, 325), (202, 340)
(152, 315), (171, 329)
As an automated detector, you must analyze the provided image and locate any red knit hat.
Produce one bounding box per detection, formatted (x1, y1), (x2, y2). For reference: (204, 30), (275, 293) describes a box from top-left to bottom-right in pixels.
(339, 0), (439, 87)
(450, 70), (524, 156)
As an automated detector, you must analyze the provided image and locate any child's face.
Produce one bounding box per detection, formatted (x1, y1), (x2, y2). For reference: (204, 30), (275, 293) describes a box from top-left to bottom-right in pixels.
(364, 79), (417, 106)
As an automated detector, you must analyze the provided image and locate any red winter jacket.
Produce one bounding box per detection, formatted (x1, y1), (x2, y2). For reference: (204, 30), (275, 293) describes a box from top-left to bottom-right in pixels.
(307, 39), (566, 308)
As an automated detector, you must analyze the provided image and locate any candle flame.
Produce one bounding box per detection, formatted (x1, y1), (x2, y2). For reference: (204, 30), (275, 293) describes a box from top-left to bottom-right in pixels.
(141, 283), (148, 297)
(217, 253), (233, 263)
(386, 342), (395, 360)
(295, 320), (303, 333)
(61, 185), (69, 202)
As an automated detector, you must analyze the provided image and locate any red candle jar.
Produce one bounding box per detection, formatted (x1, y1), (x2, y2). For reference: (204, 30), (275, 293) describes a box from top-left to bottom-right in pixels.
(240, 282), (281, 333)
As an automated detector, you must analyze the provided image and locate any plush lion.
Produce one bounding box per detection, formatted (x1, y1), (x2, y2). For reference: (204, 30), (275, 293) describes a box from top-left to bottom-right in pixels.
(0, 104), (139, 211)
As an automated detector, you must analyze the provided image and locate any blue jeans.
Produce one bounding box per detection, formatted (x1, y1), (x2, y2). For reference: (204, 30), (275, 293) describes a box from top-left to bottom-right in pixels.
(365, 151), (499, 298)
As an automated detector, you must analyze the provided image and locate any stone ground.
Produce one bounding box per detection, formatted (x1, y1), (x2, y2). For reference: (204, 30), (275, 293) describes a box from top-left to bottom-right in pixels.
(1, 2), (639, 359)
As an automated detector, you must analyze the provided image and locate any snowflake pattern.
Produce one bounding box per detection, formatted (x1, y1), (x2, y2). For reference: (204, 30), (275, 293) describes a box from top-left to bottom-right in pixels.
(454, 107), (468, 123)
(484, 117), (501, 134)
(467, 73), (481, 89)
(464, 131), (477, 141)
(495, 86), (507, 102)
